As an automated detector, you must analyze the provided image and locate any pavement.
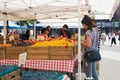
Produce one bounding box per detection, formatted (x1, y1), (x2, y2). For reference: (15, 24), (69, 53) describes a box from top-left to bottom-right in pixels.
(99, 36), (120, 80)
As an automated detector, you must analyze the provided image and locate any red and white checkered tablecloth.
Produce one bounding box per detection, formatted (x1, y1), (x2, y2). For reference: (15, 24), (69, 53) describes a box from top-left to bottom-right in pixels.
(0, 59), (74, 73)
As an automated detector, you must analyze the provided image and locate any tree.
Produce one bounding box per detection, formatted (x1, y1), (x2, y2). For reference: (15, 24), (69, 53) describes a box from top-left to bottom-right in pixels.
(15, 20), (40, 27)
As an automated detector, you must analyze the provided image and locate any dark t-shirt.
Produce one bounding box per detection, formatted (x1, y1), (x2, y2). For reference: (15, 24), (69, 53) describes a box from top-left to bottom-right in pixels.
(118, 35), (120, 40)
(60, 30), (71, 39)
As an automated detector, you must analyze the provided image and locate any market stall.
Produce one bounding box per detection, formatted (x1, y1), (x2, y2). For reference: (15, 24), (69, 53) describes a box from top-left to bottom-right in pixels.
(0, 0), (119, 80)
(0, 38), (78, 80)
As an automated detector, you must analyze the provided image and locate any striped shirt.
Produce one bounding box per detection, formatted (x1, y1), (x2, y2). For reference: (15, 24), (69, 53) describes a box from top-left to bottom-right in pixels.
(93, 27), (101, 51)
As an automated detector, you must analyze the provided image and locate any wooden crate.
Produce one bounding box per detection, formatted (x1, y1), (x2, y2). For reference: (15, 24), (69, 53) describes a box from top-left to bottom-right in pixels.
(6, 35), (10, 44)
(27, 47), (49, 60)
(0, 36), (3, 44)
(49, 46), (75, 60)
(4, 45), (78, 60)
(0, 46), (5, 59)
(5, 47), (27, 59)
(50, 55), (72, 60)
(0, 36), (10, 44)
(73, 44), (78, 57)
(0, 69), (20, 80)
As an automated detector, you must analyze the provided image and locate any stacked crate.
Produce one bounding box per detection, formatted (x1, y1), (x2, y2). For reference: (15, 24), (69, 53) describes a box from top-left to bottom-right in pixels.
(0, 65), (20, 80)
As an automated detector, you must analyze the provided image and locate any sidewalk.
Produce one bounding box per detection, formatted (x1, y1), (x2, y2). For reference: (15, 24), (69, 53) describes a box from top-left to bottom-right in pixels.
(100, 58), (120, 80)
(99, 37), (120, 80)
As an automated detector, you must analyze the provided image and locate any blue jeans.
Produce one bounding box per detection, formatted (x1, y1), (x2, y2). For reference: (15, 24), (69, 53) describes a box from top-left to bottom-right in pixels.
(87, 62), (99, 80)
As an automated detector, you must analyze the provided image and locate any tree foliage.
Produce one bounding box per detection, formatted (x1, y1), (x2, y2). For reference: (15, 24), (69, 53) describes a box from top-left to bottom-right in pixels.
(15, 20), (40, 26)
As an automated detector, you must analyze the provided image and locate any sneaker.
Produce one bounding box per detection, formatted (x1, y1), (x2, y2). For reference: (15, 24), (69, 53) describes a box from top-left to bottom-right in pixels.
(84, 77), (94, 80)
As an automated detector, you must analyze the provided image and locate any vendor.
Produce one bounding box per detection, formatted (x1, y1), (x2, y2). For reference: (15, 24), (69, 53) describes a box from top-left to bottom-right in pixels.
(60, 24), (71, 39)
(37, 28), (49, 40)
(46, 25), (51, 32)
(46, 25), (51, 37)
(0, 30), (2, 36)
(25, 29), (30, 40)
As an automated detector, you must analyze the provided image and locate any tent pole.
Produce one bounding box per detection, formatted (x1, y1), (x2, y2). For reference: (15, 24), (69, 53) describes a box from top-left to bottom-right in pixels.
(34, 19), (36, 39)
(7, 20), (9, 34)
(78, 0), (82, 80)
(3, 13), (7, 45)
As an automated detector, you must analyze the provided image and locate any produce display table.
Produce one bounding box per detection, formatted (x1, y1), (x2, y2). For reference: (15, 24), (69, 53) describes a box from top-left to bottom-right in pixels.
(0, 39), (78, 79)
(0, 59), (74, 73)
(4, 44), (77, 60)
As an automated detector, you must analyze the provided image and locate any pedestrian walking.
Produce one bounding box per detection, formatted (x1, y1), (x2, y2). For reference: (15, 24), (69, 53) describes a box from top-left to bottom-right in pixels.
(110, 32), (116, 46)
(25, 29), (30, 40)
(118, 34), (120, 45)
(101, 33), (106, 45)
(108, 33), (111, 40)
(118, 30), (120, 45)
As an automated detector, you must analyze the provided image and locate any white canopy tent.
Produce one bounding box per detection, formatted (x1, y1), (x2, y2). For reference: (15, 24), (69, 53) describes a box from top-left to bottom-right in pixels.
(0, 0), (119, 31)
(0, 0), (120, 80)
(0, 0), (78, 20)
(0, 0), (119, 20)
(43, 22), (80, 28)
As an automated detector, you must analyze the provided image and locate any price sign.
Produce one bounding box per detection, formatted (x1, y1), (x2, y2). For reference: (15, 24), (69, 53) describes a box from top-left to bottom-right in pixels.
(18, 52), (27, 67)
